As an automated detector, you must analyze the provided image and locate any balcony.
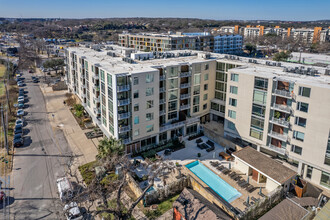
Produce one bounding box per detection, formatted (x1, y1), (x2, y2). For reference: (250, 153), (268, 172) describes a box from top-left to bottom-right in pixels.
(159, 116), (199, 132)
(117, 85), (130, 92)
(180, 104), (191, 110)
(269, 117), (290, 128)
(268, 144), (286, 155)
(117, 98), (130, 106)
(180, 72), (192, 78)
(160, 75), (166, 81)
(180, 93), (191, 100)
(80, 93), (86, 99)
(160, 110), (166, 116)
(271, 104), (292, 114)
(123, 138), (131, 145)
(273, 89), (292, 99)
(180, 83), (191, 89)
(93, 96), (100, 103)
(93, 107), (101, 115)
(93, 85), (100, 92)
(185, 117), (200, 125)
(268, 130), (288, 142)
(119, 125), (131, 133)
(159, 87), (166, 93)
(92, 74), (99, 81)
(159, 99), (166, 105)
(118, 112), (131, 120)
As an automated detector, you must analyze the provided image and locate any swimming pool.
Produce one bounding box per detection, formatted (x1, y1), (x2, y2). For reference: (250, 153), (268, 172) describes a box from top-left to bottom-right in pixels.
(186, 161), (241, 203)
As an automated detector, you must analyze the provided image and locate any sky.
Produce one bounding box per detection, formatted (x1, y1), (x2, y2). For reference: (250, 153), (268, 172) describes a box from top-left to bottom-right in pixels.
(0, 0), (329, 21)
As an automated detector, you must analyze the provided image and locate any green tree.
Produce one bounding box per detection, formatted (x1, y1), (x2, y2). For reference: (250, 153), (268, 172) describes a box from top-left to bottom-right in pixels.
(97, 137), (125, 159)
(245, 43), (257, 55)
(273, 51), (292, 62)
(43, 58), (65, 75)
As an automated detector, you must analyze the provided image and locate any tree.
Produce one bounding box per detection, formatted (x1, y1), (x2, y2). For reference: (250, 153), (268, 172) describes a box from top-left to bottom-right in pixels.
(97, 137), (125, 159)
(43, 59), (65, 75)
(273, 51), (292, 62)
(245, 43), (257, 56)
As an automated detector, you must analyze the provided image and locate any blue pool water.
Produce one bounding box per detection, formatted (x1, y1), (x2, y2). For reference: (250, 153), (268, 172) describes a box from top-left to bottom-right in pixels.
(186, 161), (241, 203)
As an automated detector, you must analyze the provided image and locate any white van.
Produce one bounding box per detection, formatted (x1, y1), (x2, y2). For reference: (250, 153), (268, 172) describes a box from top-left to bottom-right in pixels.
(57, 177), (74, 202)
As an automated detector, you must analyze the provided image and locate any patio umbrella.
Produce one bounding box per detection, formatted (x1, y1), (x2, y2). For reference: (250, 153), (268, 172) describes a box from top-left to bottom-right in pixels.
(246, 196), (249, 204)
(213, 152), (215, 159)
(229, 163), (231, 169)
(247, 176), (249, 184)
(259, 187), (262, 194)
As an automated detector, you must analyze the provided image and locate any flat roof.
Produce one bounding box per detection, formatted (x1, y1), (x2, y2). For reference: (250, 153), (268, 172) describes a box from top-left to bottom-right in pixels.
(232, 147), (297, 185)
(259, 198), (309, 220)
(314, 200), (330, 220)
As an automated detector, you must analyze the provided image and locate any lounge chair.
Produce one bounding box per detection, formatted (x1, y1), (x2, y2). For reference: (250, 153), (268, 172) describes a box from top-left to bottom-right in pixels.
(251, 196), (260, 202)
(196, 138), (203, 144)
(234, 175), (242, 181)
(206, 146), (215, 152)
(247, 186), (256, 193)
(206, 140), (214, 147)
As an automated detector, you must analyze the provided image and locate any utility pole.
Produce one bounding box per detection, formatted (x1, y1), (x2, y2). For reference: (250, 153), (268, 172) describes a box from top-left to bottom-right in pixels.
(0, 106), (9, 155)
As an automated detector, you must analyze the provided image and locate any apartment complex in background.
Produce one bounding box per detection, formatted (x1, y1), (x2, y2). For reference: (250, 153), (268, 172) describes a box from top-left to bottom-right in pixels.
(65, 45), (330, 190)
(212, 25), (330, 44)
(118, 32), (242, 55)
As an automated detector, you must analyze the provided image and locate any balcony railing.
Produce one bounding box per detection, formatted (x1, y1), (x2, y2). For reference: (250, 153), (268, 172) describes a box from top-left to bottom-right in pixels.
(93, 85), (100, 92)
(93, 96), (100, 103)
(117, 98), (130, 106)
(118, 112), (131, 120)
(159, 116), (199, 132)
(159, 75), (166, 81)
(117, 85), (130, 92)
(180, 104), (191, 110)
(122, 138), (131, 145)
(180, 83), (191, 89)
(93, 107), (101, 115)
(160, 110), (166, 115)
(268, 130), (288, 142)
(271, 103), (292, 114)
(180, 93), (191, 100)
(180, 72), (192, 78)
(159, 99), (166, 104)
(268, 144), (286, 155)
(159, 87), (166, 93)
(119, 125), (131, 133)
(270, 117), (290, 128)
(273, 89), (292, 98)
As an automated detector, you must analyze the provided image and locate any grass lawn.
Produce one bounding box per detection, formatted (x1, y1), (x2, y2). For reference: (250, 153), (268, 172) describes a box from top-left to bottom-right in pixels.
(144, 194), (180, 219)
(0, 64), (6, 96)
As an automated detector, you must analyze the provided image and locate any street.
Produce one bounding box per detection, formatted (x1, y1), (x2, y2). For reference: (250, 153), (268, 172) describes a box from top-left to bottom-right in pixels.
(1, 70), (72, 219)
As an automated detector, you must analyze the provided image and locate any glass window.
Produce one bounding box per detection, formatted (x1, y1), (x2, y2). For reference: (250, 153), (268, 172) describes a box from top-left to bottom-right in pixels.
(134, 129), (139, 136)
(252, 104), (266, 117)
(291, 145), (302, 155)
(254, 77), (268, 91)
(230, 86), (238, 94)
(203, 104), (207, 110)
(168, 66), (178, 77)
(320, 171), (330, 188)
(169, 78), (178, 89)
(203, 94), (208, 101)
(211, 102), (219, 111)
(146, 125), (154, 133)
(193, 105), (199, 113)
(146, 113), (154, 121)
(297, 102), (309, 113)
(168, 111), (177, 120)
(215, 91), (226, 101)
(204, 74), (209, 81)
(293, 130), (305, 142)
(220, 105), (225, 113)
(107, 73), (112, 87)
(193, 86), (200, 95)
(295, 117), (307, 127)
(250, 128), (263, 140)
(205, 64), (209, 70)
(146, 100), (154, 109)
(253, 90), (267, 105)
(134, 116), (139, 124)
(298, 86), (311, 98)
(193, 96), (200, 105)
(168, 101), (177, 111)
(306, 165), (313, 179)
(146, 87), (154, 96)
(251, 116), (264, 130)
(228, 110), (236, 119)
(133, 77), (139, 85)
(146, 73), (154, 83)
(204, 84), (208, 91)
(169, 89), (178, 100)
(134, 104), (139, 111)
(133, 90), (139, 99)
(215, 82), (226, 91)
(228, 121), (235, 130)
(230, 73), (239, 82)
(216, 62), (226, 71)
(229, 98), (237, 107)
(216, 72), (226, 81)
(194, 74), (201, 85)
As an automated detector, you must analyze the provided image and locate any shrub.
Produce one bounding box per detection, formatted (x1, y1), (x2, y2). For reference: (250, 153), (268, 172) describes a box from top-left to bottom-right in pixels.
(74, 104), (84, 111)
(197, 153), (201, 157)
(75, 110), (83, 118)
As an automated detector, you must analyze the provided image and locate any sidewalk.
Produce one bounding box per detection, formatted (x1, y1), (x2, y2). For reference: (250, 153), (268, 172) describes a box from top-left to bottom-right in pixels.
(40, 85), (99, 166)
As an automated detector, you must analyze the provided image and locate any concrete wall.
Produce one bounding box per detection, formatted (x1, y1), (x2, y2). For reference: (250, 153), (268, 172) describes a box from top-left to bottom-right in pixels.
(203, 126), (242, 150)
(234, 158), (250, 175)
(266, 178), (280, 192)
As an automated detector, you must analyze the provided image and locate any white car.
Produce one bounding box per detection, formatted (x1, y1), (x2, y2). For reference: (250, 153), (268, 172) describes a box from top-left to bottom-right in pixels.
(63, 202), (83, 220)
(17, 109), (24, 116)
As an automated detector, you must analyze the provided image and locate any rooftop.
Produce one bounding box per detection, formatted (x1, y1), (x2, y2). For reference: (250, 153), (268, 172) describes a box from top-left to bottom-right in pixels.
(232, 147), (297, 185)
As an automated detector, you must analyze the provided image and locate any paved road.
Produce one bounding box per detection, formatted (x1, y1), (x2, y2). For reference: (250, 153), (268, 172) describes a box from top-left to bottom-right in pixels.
(1, 71), (72, 219)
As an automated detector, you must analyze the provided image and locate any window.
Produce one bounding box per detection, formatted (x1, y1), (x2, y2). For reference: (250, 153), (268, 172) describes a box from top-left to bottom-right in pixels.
(146, 125), (154, 133)
(203, 104), (207, 110)
(228, 110), (236, 119)
(134, 116), (139, 124)
(298, 86), (311, 97)
(251, 116), (264, 130)
(320, 171), (330, 188)
(146, 113), (154, 121)
(204, 74), (209, 81)
(168, 67), (178, 77)
(194, 64), (201, 73)
(168, 101), (177, 111)
(107, 73), (112, 87)
(211, 102), (219, 111)
(230, 86), (238, 94)
(295, 117), (307, 127)
(306, 165), (313, 179)
(146, 73), (154, 83)
(146, 100), (154, 109)
(293, 130), (305, 142)
(168, 111), (177, 120)
(230, 73), (239, 82)
(253, 90), (267, 105)
(134, 104), (139, 112)
(193, 105), (199, 113)
(254, 77), (268, 91)
(215, 82), (226, 91)
(297, 102), (309, 113)
(134, 129), (139, 137)
(146, 87), (154, 96)
(220, 105), (225, 113)
(215, 91), (226, 101)
(325, 133), (330, 166)
(193, 86), (200, 95)
(194, 74), (201, 85)
(291, 145), (302, 155)
(227, 121), (235, 131)
(193, 96), (200, 105)
(216, 62), (226, 71)
(205, 64), (209, 70)
(216, 72), (226, 82)
(203, 94), (208, 101)
(204, 84), (208, 91)
(252, 104), (266, 117)
(133, 90), (139, 98)
(250, 128), (263, 140)
(133, 77), (139, 85)
(229, 98), (237, 107)
(169, 78), (178, 89)
(169, 90), (178, 100)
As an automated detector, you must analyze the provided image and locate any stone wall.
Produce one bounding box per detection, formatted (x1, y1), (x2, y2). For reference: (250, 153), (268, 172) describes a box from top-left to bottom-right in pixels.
(52, 81), (68, 91)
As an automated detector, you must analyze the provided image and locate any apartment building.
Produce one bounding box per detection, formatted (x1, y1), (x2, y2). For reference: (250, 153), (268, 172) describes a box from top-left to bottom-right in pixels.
(119, 32), (242, 54)
(65, 45), (330, 189)
(224, 66), (330, 190)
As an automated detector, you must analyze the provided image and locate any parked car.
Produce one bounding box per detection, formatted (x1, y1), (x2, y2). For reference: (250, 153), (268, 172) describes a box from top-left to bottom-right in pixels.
(17, 82), (23, 87)
(13, 138), (24, 147)
(0, 191), (5, 203)
(18, 97), (24, 103)
(63, 202), (83, 220)
(16, 118), (24, 126)
(57, 177), (74, 202)
(33, 78), (39, 83)
(14, 127), (23, 135)
(17, 109), (24, 116)
(29, 69), (34, 73)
